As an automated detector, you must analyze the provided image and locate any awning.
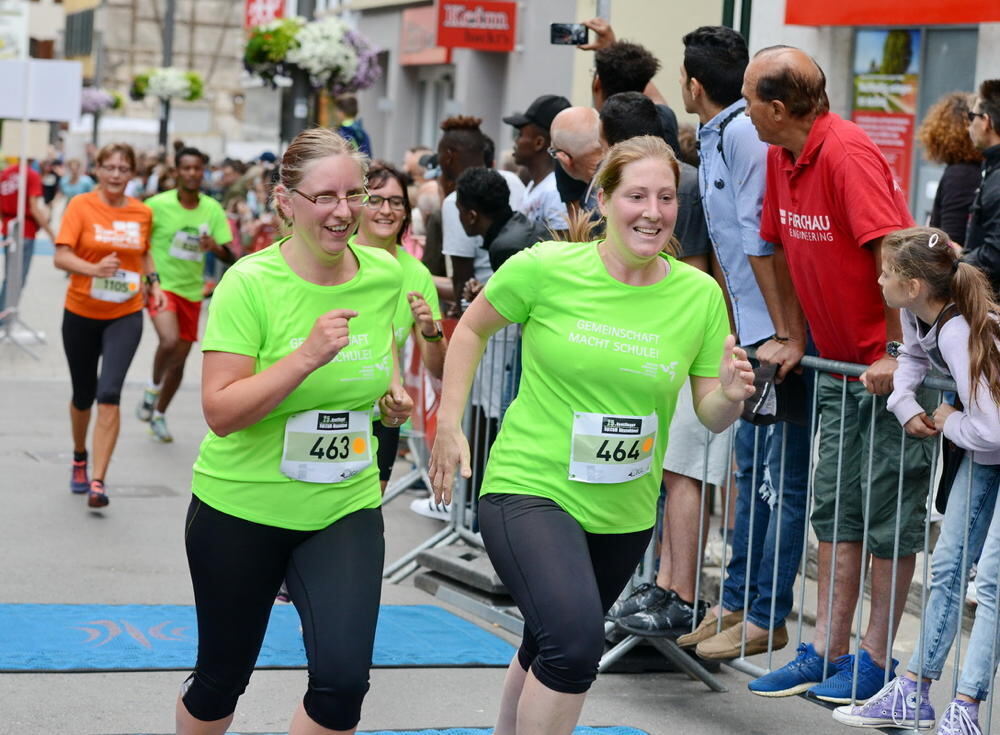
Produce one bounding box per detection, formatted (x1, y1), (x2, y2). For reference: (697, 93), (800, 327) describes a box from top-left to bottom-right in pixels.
(786, 0), (1000, 26)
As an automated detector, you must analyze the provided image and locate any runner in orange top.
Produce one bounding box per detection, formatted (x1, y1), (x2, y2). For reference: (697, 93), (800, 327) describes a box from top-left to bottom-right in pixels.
(53, 142), (165, 509)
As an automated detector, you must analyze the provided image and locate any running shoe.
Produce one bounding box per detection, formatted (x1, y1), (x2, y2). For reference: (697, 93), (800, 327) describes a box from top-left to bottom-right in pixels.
(409, 495), (450, 521)
(606, 583), (675, 620)
(276, 580), (292, 604)
(616, 595), (708, 638)
(87, 480), (109, 508)
(808, 648), (898, 704)
(748, 642), (836, 697)
(137, 388), (159, 422)
(149, 415), (173, 443)
(70, 460), (89, 494)
(832, 676), (935, 730)
(937, 701), (982, 735)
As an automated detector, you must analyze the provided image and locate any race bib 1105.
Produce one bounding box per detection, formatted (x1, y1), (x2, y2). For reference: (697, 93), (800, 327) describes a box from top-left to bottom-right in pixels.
(90, 269), (140, 303)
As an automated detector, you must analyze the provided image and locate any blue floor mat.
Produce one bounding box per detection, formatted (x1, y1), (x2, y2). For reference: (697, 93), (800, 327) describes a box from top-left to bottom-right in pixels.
(0, 603), (516, 672)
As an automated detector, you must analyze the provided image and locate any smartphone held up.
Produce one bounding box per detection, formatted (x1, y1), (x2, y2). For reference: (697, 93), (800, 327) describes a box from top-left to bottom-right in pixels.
(550, 23), (588, 45)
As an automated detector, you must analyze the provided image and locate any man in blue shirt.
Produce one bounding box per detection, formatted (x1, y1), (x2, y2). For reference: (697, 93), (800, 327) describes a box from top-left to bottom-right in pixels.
(672, 25), (812, 661)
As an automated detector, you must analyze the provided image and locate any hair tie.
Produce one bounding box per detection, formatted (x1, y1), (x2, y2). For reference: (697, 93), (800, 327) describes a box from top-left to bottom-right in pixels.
(928, 233), (940, 249)
(952, 259), (960, 275)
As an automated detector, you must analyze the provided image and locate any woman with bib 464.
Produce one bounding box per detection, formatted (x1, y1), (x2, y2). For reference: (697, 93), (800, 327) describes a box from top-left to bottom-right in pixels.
(430, 135), (756, 735)
(177, 129), (411, 735)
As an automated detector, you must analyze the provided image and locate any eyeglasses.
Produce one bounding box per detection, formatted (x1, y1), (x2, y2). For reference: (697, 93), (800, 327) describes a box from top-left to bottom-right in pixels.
(292, 188), (367, 208)
(547, 146), (571, 161)
(364, 194), (406, 211)
(100, 165), (132, 175)
(967, 110), (987, 122)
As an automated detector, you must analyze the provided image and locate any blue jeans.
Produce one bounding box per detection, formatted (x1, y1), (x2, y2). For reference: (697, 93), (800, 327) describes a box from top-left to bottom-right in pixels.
(907, 457), (1000, 700)
(0, 237), (34, 313)
(721, 415), (812, 629)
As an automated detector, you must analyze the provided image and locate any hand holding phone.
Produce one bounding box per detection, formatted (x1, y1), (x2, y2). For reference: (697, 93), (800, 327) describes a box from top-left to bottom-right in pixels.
(550, 23), (588, 45)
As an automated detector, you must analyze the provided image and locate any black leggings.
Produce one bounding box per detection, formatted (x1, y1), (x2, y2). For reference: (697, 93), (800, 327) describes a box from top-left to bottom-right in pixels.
(61, 309), (143, 409)
(372, 420), (400, 482)
(478, 493), (652, 694)
(182, 498), (385, 730)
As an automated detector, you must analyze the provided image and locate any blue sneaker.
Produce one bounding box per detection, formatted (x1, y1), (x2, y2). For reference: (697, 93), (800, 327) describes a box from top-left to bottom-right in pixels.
(832, 676), (935, 730)
(749, 643), (836, 697)
(809, 648), (898, 704)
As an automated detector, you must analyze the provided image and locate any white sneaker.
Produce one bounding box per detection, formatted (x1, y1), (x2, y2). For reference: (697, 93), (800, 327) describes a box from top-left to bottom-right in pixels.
(149, 414), (173, 443)
(409, 495), (451, 521)
(137, 388), (159, 422)
(967, 565), (978, 606)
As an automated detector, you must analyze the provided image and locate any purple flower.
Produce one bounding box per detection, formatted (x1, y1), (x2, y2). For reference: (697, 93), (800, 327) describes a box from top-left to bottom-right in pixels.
(330, 29), (382, 94)
(81, 87), (115, 114)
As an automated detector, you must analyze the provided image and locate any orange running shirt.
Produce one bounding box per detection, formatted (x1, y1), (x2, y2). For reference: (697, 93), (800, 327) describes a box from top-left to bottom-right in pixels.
(57, 190), (153, 320)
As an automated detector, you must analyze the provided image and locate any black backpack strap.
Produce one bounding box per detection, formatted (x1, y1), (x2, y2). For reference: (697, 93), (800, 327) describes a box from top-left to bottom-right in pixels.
(717, 106), (745, 168)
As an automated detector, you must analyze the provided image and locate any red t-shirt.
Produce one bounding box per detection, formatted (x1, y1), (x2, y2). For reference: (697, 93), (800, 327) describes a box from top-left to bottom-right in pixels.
(760, 113), (914, 366)
(0, 164), (42, 239)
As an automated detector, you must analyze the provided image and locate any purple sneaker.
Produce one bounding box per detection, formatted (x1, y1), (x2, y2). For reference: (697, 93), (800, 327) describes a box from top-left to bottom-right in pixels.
(832, 676), (935, 730)
(937, 701), (982, 735)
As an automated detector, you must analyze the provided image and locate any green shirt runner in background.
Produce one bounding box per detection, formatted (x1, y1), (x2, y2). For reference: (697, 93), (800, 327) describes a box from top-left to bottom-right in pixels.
(482, 240), (729, 534)
(192, 240), (401, 530)
(392, 248), (442, 347)
(146, 189), (232, 302)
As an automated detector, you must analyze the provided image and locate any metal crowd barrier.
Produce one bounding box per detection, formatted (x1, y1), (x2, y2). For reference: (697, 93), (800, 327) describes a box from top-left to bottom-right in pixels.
(382, 327), (1000, 731)
(382, 322), (520, 583)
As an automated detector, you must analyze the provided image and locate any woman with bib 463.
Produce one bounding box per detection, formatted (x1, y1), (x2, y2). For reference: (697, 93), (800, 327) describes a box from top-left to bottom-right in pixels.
(430, 135), (755, 735)
(177, 129), (411, 735)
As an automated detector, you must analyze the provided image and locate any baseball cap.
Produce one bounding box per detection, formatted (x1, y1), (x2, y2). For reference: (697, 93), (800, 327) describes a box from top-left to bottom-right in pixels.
(259, 151), (277, 163)
(503, 94), (571, 133)
(741, 363), (810, 427)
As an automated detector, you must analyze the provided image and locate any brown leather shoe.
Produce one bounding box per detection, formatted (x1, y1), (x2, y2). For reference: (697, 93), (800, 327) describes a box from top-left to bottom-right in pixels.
(695, 622), (789, 660)
(676, 609), (744, 649)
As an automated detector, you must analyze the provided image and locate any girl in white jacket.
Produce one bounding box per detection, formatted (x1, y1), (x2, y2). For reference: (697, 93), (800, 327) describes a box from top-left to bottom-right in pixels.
(834, 226), (1000, 735)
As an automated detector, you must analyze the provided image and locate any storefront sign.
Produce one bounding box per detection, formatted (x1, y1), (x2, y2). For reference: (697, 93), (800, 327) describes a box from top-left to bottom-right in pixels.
(401, 5), (451, 66)
(244, 0), (284, 30)
(851, 29), (920, 201)
(787, 0), (1000, 26)
(437, 1), (517, 53)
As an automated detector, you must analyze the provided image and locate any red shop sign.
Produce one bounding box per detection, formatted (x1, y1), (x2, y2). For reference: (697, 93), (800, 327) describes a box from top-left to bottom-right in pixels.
(245, 0), (285, 30)
(437, 1), (517, 53)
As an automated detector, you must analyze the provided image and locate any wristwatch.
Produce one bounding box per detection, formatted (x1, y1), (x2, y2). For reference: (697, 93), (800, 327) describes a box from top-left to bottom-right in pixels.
(886, 340), (902, 359)
(422, 327), (444, 343)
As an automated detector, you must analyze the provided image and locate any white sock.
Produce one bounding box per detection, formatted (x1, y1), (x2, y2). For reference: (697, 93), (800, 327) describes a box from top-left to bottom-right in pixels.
(147, 381), (162, 392)
(152, 410), (165, 420)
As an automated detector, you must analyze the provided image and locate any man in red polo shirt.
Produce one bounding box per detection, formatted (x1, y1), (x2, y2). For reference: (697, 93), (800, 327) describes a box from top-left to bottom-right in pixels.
(740, 46), (935, 704)
(0, 159), (55, 319)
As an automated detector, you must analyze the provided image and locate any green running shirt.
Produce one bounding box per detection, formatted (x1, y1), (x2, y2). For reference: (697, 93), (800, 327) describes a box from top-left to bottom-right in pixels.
(146, 190), (232, 302)
(482, 240), (729, 533)
(192, 239), (401, 530)
(350, 237), (441, 347)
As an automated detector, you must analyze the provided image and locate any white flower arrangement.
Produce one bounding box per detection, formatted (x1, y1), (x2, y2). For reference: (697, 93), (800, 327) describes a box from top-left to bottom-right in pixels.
(285, 16), (359, 89)
(147, 67), (192, 99)
(131, 67), (204, 102)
